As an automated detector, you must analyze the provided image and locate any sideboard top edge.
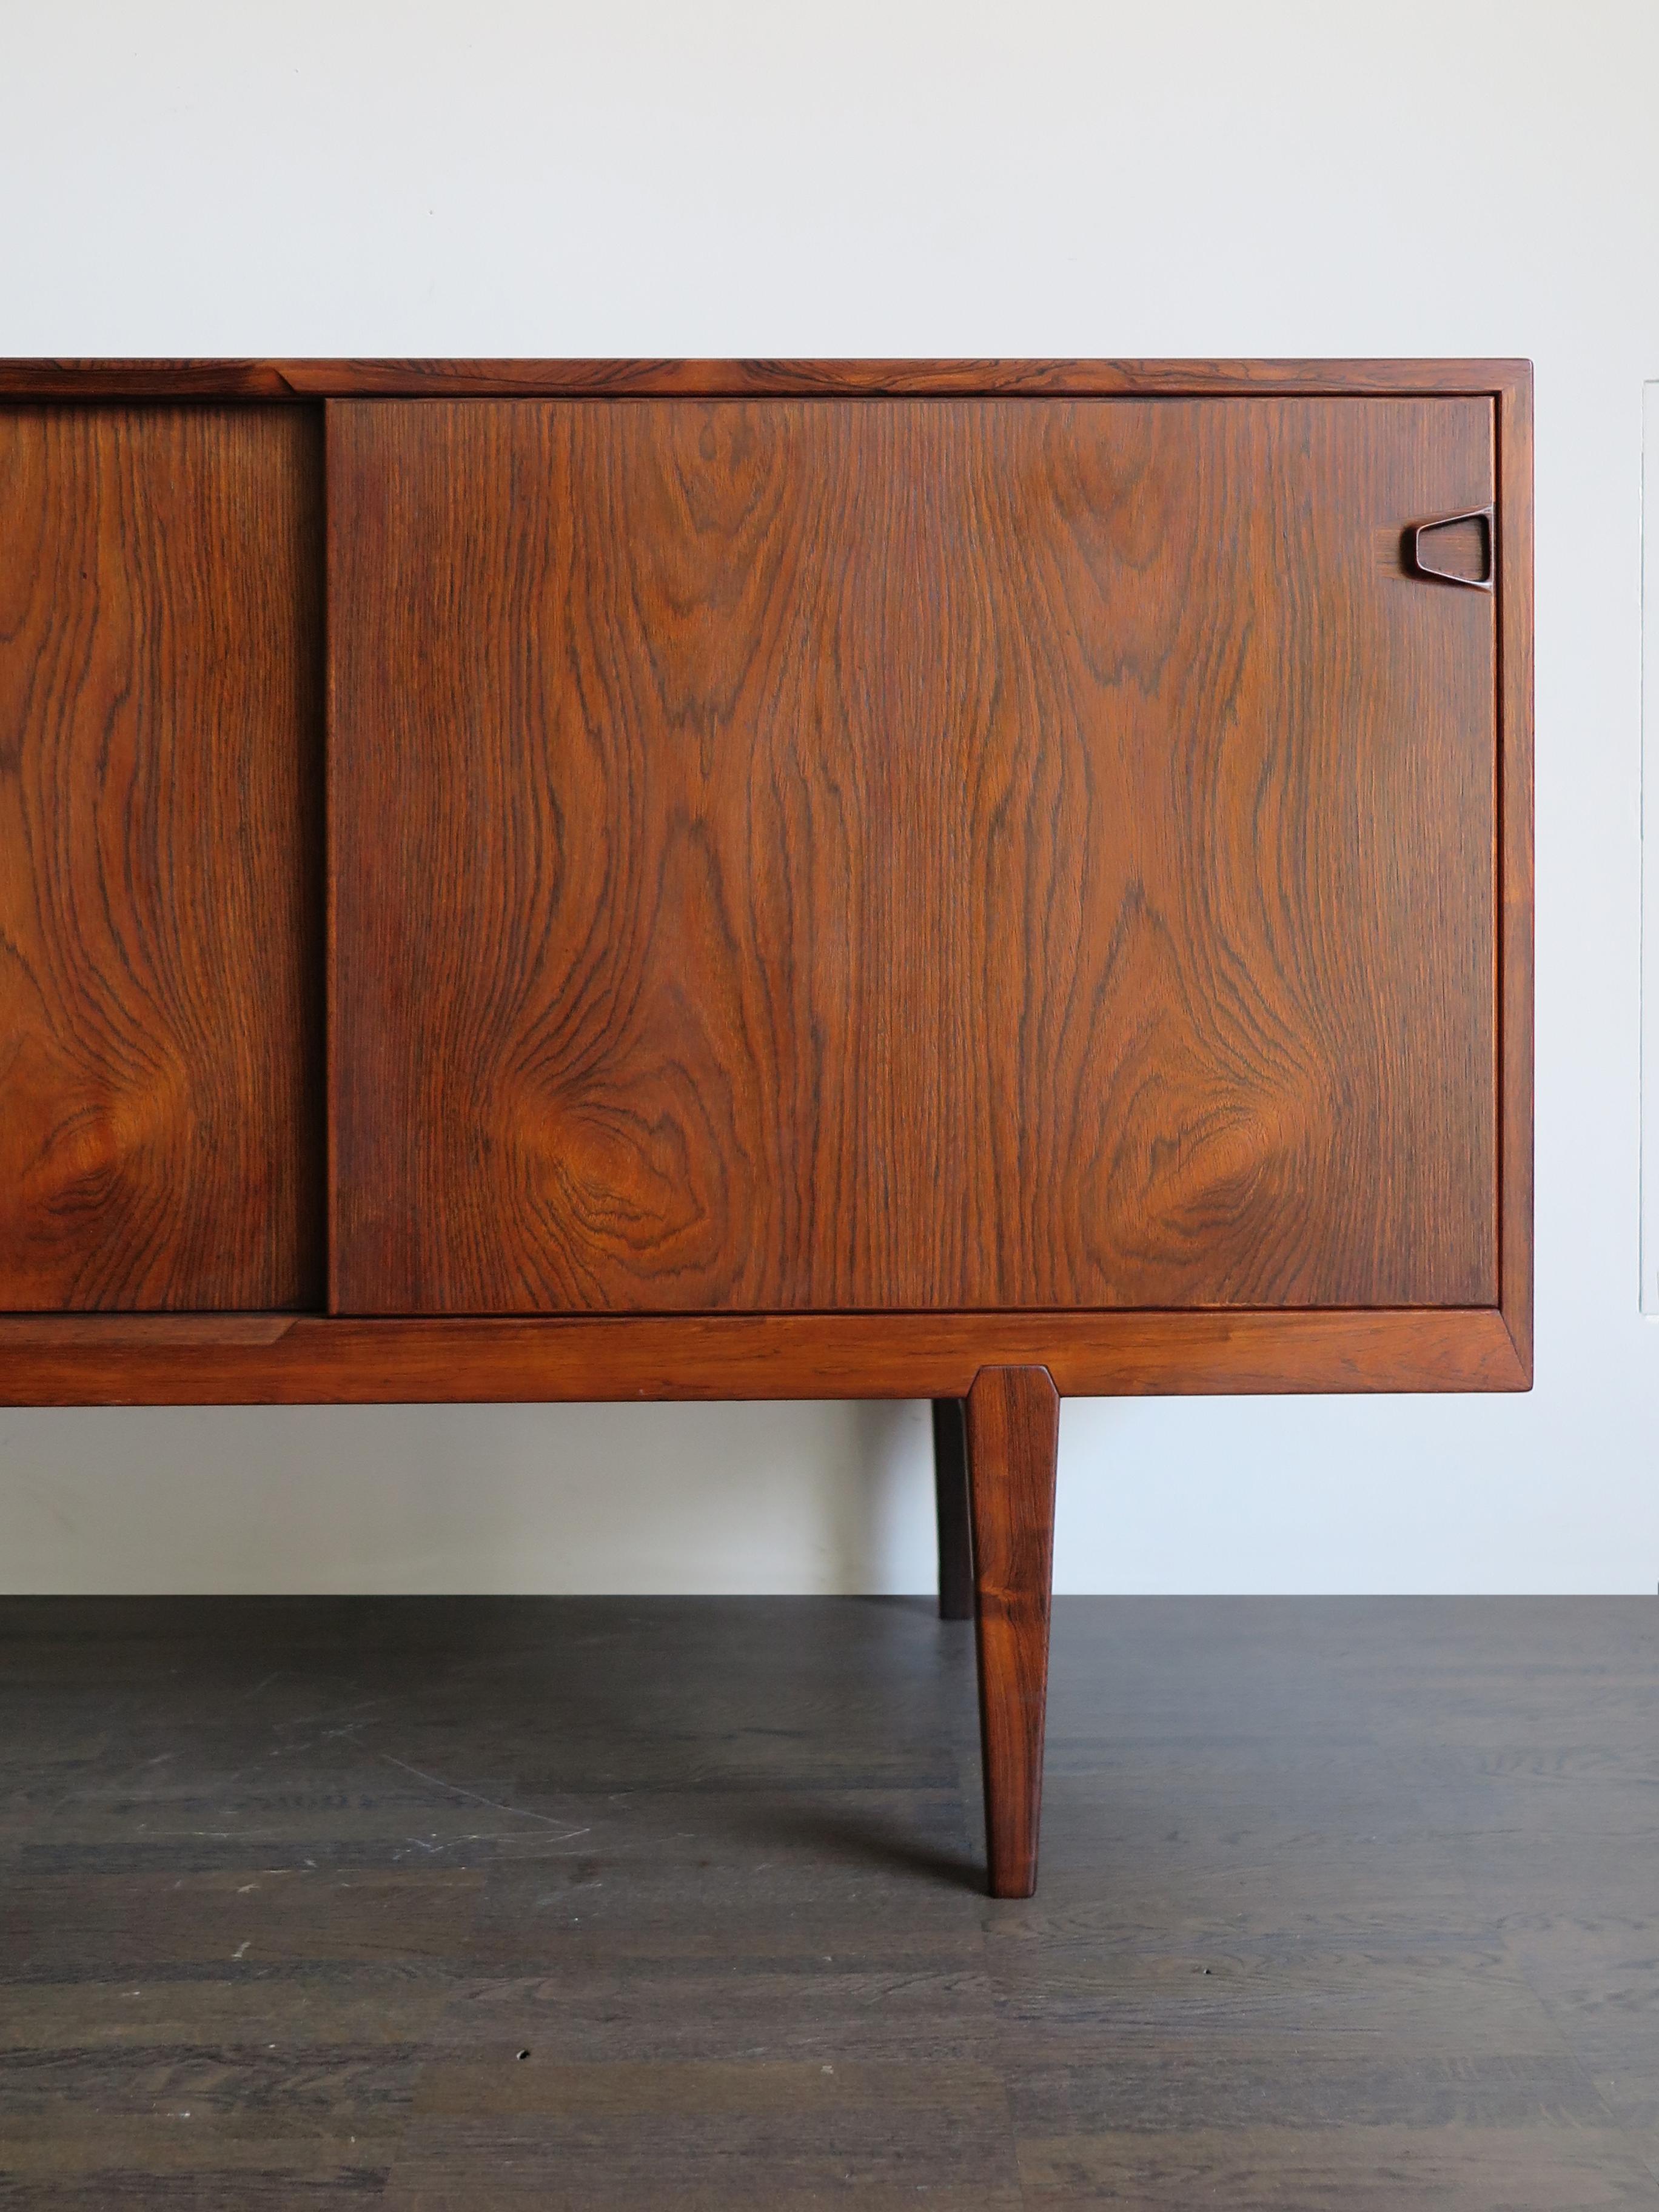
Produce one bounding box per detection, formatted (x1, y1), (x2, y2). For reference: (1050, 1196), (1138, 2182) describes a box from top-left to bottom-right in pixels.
(0, 358), (1535, 401)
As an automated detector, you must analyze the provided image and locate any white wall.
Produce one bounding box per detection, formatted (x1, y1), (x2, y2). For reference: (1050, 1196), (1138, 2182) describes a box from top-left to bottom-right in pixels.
(1, 0), (1654, 1595)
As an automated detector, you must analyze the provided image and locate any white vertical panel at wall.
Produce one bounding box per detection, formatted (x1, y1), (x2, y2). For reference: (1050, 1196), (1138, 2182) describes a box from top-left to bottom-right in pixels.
(1644, 382), (1659, 1314)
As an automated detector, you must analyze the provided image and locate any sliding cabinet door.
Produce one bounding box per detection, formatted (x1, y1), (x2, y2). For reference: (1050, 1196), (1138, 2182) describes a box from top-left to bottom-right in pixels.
(328, 396), (1497, 1316)
(0, 407), (324, 1310)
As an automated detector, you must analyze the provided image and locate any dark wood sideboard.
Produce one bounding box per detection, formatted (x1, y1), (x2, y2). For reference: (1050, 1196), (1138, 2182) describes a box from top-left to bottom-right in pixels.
(0, 358), (1533, 1896)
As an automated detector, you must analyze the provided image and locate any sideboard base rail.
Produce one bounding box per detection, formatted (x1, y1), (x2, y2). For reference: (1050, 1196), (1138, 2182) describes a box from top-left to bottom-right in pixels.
(0, 1307), (1529, 1406)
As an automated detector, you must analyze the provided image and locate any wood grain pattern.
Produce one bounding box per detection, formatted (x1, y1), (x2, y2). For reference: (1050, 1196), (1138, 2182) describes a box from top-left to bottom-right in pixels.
(0, 356), (1530, 400)
(0, 406), (323, 1310)
(330, 395), (1498, 1317)
(0, 361), (1529, 1404)
(0, 1304), (1528, 1406)
(967, 1366), (1061, 1897)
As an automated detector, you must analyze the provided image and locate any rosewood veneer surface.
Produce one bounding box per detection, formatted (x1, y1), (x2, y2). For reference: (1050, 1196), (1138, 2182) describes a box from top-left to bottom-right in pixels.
(329, 394), (1496, 1318)
(0, 355), (1533, 1403)
(0, 405), (323, 1310)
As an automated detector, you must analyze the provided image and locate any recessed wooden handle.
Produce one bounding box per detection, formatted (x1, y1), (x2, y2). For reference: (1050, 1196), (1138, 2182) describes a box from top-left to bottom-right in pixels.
(1409, 504), (1495, 590)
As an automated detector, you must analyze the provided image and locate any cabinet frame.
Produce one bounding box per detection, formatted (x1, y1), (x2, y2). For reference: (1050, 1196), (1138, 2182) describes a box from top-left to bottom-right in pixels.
(0, 357), (1532, 1406)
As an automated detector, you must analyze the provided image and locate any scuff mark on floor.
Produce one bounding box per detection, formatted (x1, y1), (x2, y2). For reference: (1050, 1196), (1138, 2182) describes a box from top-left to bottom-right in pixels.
(375, 1749), (590, 1838)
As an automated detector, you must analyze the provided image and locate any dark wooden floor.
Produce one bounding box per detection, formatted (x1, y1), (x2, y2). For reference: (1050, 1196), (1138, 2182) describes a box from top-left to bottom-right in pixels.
(3, 1597), (1658, 2207)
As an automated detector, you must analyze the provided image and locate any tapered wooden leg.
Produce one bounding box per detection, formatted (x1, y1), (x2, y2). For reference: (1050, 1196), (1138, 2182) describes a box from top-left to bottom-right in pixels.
(931, 1398), (974, 1620)
(966, 1365), (1060, 1899)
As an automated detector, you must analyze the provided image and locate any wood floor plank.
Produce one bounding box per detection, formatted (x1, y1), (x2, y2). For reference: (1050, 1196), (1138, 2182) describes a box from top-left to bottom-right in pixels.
(3, 1596), (1658, 2207)
(1014, 2123), (1659, 2208)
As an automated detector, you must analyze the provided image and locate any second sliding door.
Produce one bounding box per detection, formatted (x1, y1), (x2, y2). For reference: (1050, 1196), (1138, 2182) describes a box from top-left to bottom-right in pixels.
(327, 396), (1497, 1317)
